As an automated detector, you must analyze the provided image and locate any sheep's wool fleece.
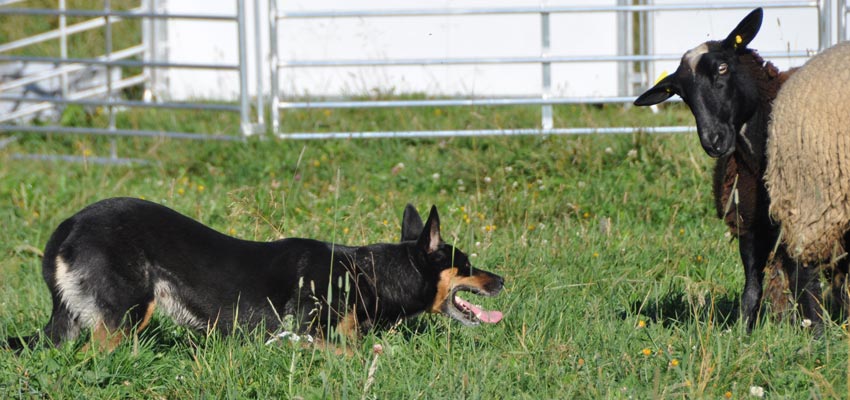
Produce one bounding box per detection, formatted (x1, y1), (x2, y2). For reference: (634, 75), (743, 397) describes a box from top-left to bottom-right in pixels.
(765, 41), (850, 263)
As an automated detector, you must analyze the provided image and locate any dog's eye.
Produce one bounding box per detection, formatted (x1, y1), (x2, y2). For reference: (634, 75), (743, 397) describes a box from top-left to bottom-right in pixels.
(717, 63), (728, 75)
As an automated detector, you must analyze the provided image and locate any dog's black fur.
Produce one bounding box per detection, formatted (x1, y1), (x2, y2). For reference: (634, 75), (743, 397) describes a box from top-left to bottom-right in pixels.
(4, 198), (503, 351)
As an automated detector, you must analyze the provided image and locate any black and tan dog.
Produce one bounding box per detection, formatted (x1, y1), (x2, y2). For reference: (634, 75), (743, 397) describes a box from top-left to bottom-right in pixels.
(5, 198), (504, 351)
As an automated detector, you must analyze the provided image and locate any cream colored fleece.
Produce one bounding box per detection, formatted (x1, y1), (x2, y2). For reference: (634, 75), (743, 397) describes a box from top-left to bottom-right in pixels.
(766, 41), (850, 263)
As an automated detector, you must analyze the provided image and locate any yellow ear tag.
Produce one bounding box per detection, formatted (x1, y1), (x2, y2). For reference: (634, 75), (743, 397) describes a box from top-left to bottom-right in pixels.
(735, 35), (743, 45)
(654, 70), (669, 85)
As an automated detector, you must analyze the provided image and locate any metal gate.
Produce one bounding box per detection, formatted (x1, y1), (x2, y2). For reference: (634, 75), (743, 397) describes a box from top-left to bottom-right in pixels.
(0, 0), (261, 164)
(0, 1), (847, 158)
(269, 0), (842, 140)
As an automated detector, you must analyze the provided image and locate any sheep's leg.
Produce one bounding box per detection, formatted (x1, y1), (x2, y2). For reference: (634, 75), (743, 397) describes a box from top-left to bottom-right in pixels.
(787, 262), (824, 336)
(739, 232), (767, 331)
(834, 258), (850, 318)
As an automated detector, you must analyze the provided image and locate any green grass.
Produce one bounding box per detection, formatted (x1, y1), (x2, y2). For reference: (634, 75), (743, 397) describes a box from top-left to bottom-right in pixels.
(2, 101), (849, 399)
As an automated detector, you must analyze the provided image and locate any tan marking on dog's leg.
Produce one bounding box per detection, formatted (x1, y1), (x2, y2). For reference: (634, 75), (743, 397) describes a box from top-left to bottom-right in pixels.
(336, 311), (360, 343)
(84, 321), (124, 353)
(136, 300), (156, 334)
(312, 336), (355, 357)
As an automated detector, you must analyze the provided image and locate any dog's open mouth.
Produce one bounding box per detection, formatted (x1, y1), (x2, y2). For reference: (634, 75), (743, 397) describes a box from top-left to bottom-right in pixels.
(445, 286), (503, 326)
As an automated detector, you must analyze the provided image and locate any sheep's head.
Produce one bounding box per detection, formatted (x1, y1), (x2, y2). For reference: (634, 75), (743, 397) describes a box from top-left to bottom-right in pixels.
(634, 8), (764, 158)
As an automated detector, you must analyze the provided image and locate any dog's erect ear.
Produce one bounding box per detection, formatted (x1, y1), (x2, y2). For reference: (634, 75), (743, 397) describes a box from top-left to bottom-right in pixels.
(722, 8), (762, 51)
(401, 204), (424, 242)
(634, 72), (678, 106)
(417, 205), (442, 254)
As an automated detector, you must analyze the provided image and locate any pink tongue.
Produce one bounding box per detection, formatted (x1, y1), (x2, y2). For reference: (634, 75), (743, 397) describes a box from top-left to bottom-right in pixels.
(455, 296), (503, 323)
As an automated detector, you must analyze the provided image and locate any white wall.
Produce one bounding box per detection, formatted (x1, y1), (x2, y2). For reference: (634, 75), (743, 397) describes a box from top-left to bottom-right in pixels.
(161, 1), (819, 102)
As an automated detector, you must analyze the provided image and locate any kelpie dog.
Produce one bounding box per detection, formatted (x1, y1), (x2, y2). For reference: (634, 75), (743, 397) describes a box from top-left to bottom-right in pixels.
(5, 198), (504, 351)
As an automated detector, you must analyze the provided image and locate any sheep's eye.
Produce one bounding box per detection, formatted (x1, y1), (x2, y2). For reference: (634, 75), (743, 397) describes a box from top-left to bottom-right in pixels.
(718, 63), (729, 75)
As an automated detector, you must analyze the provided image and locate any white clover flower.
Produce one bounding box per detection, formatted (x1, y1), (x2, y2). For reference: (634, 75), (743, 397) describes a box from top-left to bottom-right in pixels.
(801, 319), (812, 328)
(627, 149), (638, 158)
(432, 173), (440, 180)
(605, 147), (614, 154)
(483, 176), (492, 183)
(504, 166), (513, 172)
(749, 386), (765, 398)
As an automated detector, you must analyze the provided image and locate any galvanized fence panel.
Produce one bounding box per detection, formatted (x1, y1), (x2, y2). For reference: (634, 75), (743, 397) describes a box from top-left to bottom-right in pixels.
(0, 0), (260, 163)
(1, 1), (845, 155)
(270, 0), (833, 140)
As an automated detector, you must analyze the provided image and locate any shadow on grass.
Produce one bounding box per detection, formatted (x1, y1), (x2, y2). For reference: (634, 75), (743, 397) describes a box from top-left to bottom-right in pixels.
(622, 290), (740, 329)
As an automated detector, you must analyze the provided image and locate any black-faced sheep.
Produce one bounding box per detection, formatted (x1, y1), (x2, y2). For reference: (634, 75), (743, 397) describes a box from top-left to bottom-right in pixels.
(632, 8), (829, 331)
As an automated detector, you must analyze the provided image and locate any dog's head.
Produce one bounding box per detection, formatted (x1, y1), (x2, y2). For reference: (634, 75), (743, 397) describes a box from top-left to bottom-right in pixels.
(401, 204), (504, 326)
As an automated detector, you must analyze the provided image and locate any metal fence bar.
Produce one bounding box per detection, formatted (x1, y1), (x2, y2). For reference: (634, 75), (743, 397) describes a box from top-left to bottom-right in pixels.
(540, 11), (552, 130)
(0, 46), (145, 92)
(237, 0), (251, 135)
(819, 0), (834, 50)
(10, 153), (150, 165)
(0, 75), (148, 123)
(0, 8), (237, 21)
(142, 0), (153, 101)
(277, 96), (669, 110)
(0, 11), (137, 53)
(253, 0), (264, 131)
(59, 0), (69, 98)
(105, 0), (116, 134)
(278, 52), (812, 67)
(276, 126), (695, 140)
(0, 125), (244, 141)
(277, 2), (817, 19)
(0, 95), (241, 111)
(0, 55), (239, 70)
(269, 0), (280, 134)
(616, 0), (632, 98)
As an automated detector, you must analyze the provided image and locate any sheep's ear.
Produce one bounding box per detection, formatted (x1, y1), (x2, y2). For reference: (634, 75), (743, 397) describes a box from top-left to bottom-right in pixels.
(722, 8), (762, 50)
(634, 73), (678, 106)
(400, 204), (424, 242)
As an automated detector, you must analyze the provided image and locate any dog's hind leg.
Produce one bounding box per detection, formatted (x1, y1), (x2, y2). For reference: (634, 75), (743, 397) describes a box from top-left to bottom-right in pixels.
(41, 293), (84, 347)
(85, 299), (156, 353)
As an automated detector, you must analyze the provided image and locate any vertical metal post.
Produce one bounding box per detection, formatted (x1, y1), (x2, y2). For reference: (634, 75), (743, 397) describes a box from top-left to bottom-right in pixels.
(59, 0), (68, 98)
(839, 0), (847, 41)
(237, 0), (252, 136)
(142, 0), (153, 101)
(818, 0), (833, 51)
(540, 11), (552, 130)
(269, 0), (280, 135)
(644, 0), (655, 92)
(105, 0), (117, 158)
(616, 0), (633, 98)
(151, 0), (160, 101)
(253, 0), (265, 133)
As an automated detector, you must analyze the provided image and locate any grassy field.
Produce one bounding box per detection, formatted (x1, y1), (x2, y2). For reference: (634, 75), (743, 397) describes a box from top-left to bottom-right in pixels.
(1, 101), (848, 399)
